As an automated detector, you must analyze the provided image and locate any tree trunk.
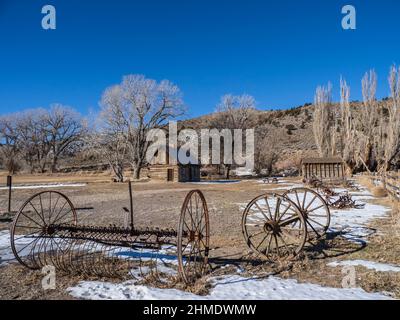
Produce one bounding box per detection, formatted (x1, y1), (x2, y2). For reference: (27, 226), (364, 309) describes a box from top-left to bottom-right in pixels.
(51, 156), (58, 173)
(40, 161), (46, 173)
(225, 165), (231, 180)
(133, 166), (141, 180)
(111, 163), (124, 182)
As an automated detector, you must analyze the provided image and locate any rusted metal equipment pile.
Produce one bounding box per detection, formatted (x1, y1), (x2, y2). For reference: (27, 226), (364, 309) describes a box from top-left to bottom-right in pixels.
(10, 184), (209, 284)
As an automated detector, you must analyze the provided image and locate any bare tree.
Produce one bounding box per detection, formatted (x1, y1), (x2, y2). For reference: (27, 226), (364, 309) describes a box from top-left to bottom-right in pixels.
(313, 83), (335, 157)
(100, 75), (185, 180)
(360, 70), (378, 169)
(378, 65), (400, 173)
(85, 131), (127, 182)
(338, 77), (359, 172)
(45, 104), (86, 172)
(0, 115), (21, 173)
(212, 94), (256, 179)
(254, 129), (278, 176)
(16, 109), (51, 173)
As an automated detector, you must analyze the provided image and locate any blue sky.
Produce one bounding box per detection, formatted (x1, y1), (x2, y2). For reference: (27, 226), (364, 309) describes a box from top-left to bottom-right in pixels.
(0, 0), (399, 118)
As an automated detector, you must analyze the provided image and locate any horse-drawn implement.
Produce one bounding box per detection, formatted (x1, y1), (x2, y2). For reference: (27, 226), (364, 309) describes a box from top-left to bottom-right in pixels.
(241, 187), (330, 260)
(10, 184), (210, 284)
(10, 178), (332, 283)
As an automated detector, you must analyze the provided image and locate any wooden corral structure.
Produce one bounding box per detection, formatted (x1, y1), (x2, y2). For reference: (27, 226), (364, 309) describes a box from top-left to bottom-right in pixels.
(301, 157), (345, 181)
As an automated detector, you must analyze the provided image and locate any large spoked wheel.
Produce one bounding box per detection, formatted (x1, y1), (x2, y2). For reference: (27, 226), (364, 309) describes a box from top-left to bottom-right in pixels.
(242, 193), (307, 261)
(10, 191), (77, 269)
(177, 190), (210, 284)
(283, 188), (330, 239)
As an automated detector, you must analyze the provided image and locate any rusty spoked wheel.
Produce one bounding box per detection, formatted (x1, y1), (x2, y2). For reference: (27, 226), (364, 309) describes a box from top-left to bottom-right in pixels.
(283, 188), (330, 239)
(242, 193), (307, 261)
(177, 190), (210, 284)
(10, 191), (77, 269)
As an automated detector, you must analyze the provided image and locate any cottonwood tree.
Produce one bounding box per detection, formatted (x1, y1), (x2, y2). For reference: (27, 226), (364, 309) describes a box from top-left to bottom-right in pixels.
(360, 70), (378, 169)
(338, 77), (359, 172)
(16, 109), (51, 173)
(85, 131), (127, 182)
(212, 94), (256, 179)
(45, 105), (86, 172)
(0, 115), (21, 173)
(99, 75), (185, 180)
(91, 85), (128, 182)
(0, 106), (85, 173)
(376, 65), (400, 173)
(254, 128), (279, 176)
(313, 83), (336, 157)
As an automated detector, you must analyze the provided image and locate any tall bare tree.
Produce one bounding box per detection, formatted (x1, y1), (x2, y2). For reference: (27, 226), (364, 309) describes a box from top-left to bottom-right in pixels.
(360, 70), (378, 169)
(378, 65), (400, 173)
(0, 114), (21, 173)
(254, 128), (279, 176)
(212, 94), (256, 179)
(16, 109), (51, 173)
(100, 75), (185, 180)
(313, 83), (335, 157)
(85, 131), (127, 182)
(338, 77), (358, 172)
(45, 104), (86, 172)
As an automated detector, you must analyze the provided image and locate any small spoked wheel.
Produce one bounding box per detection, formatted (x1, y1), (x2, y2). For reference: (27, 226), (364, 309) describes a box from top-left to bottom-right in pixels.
(283, 188), (330, 239)
(177, 190), (210, 284)
(242, 193), (307, 261)
(10, 191), (77, 269)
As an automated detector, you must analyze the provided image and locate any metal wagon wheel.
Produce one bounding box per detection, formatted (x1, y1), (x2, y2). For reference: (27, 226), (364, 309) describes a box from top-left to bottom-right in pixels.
(10, 191), (77, 269)
(177, 190), (210, 284)
(283, 188), (330, 239)
(242, 193), (307, 260)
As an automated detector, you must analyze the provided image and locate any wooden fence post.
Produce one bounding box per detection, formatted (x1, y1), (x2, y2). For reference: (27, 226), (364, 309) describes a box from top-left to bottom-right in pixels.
(6, 176), (12, 213)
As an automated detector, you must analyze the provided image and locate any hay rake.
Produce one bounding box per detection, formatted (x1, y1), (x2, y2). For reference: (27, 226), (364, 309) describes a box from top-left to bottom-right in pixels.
(241, 187), (330, 260)
(10, 183), (210, 284)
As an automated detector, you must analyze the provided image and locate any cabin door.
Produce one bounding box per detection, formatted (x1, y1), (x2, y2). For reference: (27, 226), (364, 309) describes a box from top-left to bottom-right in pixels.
(167, 169), (174, 182)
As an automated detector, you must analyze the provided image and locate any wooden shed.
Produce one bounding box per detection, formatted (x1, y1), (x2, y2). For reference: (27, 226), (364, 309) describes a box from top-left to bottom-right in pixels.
(301, 157), (345, 181)
(146, 145), (200, 183)
(147, 164), (200, 182)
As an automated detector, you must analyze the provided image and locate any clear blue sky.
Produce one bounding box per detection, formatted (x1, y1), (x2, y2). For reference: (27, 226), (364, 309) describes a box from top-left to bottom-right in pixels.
(0, 0), (399, 118)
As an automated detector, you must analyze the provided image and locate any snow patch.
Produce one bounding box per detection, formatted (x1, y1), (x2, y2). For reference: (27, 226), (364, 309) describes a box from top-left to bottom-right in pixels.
(328, 260), (400, 273)
(0, 183), (87, 190)
(0, 230), (20, 266)
(232, 168), (255, 177)
(191, 180), (241, 185)
(328, 189), (390, 243)
(68, 274), (392, 300)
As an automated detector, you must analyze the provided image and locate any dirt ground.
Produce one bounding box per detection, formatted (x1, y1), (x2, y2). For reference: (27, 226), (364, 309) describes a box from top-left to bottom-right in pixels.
(0, 172), (399, 299)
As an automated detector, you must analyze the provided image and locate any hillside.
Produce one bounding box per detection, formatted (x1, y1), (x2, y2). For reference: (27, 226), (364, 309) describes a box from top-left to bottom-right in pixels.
(179, 103), (318, 169)
(178, 98), (394, 172)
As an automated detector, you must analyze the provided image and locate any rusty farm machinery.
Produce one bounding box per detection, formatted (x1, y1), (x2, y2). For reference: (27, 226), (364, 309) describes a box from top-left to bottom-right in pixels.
(241, 187), (331, 260)
(10, 183), (210, 284)
(9, 179), (337, 283)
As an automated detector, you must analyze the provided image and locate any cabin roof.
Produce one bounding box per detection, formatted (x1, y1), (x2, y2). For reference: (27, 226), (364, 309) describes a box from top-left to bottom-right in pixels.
(302, 157), (343, 164)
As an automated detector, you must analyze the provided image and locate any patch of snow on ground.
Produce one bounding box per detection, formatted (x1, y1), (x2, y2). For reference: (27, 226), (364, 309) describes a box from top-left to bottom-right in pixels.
(328, 260), (400, 273)
(68, 274), (392, 300)
(328, 187), (390, 243)
(232, 168), (255, 177)
(0, 183), (87, 190)
(0, 230), (19, 266)
(191, 180), (241, 185)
